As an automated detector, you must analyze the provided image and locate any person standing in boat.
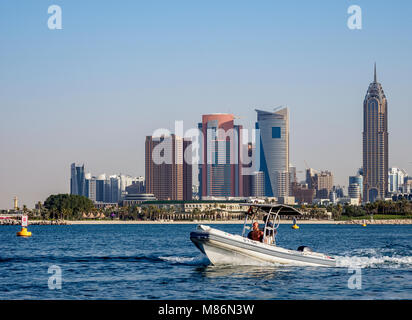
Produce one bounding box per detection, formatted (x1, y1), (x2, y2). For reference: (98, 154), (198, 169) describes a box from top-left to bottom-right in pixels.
(247, 222), (264, 242)
(262, 215), (276, 244)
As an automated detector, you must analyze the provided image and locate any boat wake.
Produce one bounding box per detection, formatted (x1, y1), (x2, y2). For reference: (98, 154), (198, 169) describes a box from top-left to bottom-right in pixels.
(335, 248), (412, 269)
(3, 248), (410, 270)
(159, 255), (210, 266)
(162, 247), (412, 269)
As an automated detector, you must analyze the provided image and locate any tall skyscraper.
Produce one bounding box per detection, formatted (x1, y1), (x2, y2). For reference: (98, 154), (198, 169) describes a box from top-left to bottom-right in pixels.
(255, 108), (289, 197)
(251, 171), (265, 197)
(198, 114), (243, 198)
(315, 171), (334, 199)
(104, 178), (112, 202)
(306, 168), (317, 190)
(183, 138), (193, 201)
(349, 174), (363, 201)
(88, 177), (97, 202)
(288, 164), (297, 196)
(70, 163), (86, 196)
(242, 142), (254, 197)
(348, 183), (361, 200)
(146, 134), (189, 201)
(109, 176), (121, 203)
(85, 173), (97, 202)
(96, 174), (106, 202)
(363, 64), (388, 202)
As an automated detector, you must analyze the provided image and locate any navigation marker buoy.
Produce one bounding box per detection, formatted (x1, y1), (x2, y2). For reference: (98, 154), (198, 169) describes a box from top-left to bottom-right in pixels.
(17, 215), (32, 237)
(292, 217), (299, 229)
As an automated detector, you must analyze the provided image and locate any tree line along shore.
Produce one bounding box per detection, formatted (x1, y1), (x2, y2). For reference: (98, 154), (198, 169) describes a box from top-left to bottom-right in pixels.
(1, 194), (412, 225)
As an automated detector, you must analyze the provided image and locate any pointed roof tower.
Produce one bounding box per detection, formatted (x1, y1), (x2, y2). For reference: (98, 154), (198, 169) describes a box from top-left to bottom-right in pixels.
(365, 62), (386, 102)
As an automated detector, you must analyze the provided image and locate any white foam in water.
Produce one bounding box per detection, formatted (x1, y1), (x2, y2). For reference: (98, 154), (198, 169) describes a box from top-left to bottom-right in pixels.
(160, 256), (285, 267)
(159, 255), (209, 265)
(335, 248), (412, 269)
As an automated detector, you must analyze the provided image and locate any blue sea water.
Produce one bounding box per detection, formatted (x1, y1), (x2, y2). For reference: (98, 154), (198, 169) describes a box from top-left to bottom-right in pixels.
(0, 224), (411, 300)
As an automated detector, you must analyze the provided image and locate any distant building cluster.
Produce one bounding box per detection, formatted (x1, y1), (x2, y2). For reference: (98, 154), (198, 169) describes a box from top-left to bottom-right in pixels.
(388, 168), (408, 194)
(70, 163), (145, 205)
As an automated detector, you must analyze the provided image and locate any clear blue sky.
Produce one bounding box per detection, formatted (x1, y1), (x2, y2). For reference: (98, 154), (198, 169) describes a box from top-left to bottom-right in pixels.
(1, 1), (411, 208)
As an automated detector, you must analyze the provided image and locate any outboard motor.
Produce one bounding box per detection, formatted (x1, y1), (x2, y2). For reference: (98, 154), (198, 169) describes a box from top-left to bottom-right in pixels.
(297, 246), (313, 253)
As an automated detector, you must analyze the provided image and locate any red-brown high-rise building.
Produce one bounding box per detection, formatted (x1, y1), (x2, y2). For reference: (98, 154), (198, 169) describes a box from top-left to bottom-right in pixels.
(291, 182), (316, 204)
(145, 134), (192, 201)
(198, 114), (243, 198)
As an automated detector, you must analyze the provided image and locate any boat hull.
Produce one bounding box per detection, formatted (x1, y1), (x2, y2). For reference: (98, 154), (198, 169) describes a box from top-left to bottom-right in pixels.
(190, 225), (336, 267)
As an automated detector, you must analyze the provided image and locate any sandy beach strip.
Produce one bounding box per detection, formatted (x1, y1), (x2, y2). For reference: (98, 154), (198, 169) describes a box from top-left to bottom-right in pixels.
(65, 219), (412, 225)
(65, 219), (337, 225)
(2, 219), (410, 226)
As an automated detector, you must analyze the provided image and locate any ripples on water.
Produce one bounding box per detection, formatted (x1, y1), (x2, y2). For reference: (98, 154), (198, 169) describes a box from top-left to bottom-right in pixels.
(0, 224), (411, 299)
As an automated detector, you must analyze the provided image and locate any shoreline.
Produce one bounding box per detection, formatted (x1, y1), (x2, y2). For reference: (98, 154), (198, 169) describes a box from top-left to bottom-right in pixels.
(1, 219), (411, 225)
(53, 219), (412, 225)
(65, 219), (335, 225)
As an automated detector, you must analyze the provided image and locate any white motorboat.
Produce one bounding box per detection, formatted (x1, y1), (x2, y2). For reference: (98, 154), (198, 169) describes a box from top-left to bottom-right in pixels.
(190, 204), (336, 267)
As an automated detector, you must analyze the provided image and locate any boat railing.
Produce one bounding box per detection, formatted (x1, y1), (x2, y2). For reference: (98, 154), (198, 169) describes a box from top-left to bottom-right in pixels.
(262, 206), (281, 245)
(242, 205), (282, 246)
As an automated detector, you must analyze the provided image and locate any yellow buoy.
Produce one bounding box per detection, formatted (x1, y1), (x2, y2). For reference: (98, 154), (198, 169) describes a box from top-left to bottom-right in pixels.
(17, 227), (32, 237)
(17, 215), (31, 237)
(292, 217), (299, 229)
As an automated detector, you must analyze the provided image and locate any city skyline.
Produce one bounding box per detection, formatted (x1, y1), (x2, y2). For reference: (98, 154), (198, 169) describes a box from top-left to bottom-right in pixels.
(2, 63), (411, 209)
(70, 162), (145, 203)
(1, 1), (412, 208)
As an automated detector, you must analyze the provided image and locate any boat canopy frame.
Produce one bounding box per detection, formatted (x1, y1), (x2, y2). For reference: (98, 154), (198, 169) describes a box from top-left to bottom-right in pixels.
(241, 204), (303, 245)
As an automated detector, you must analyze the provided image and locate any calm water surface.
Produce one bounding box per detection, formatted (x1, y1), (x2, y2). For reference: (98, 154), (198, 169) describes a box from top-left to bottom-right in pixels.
(0, 224), (411, 299)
